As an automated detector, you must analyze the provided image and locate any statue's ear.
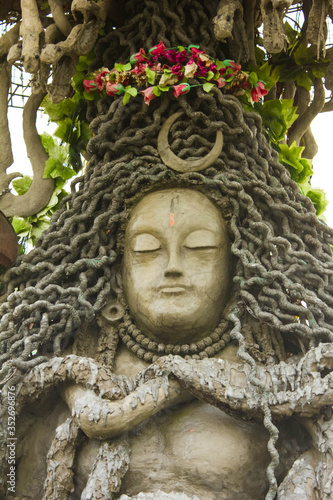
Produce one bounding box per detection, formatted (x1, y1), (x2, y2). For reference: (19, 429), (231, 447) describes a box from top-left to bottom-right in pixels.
(99, 299), (124, 326)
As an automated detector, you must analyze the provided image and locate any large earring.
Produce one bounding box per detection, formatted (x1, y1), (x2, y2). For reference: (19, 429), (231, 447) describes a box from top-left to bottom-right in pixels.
(100, 299), (125, 325)
(96, 299), (124, 369)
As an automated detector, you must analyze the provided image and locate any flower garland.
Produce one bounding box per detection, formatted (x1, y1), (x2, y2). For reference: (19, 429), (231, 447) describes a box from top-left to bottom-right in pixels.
(83, 41), (267, 106)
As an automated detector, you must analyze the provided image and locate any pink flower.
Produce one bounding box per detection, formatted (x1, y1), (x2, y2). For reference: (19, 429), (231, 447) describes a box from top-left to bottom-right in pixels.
(150, 41), (167, 57)
(209, 63), (217, 73)
(197, 61), (208, 77)
(227, 61), (241, 72)
(83, 79), (98, 93)
(171, 64), (182, 75)
(216, 77), (226, 88)
(250, 81), (267, 102)
(191, 47), (204, 57)
(166, 49), (178, 63)
(140, 86), (156, 105)
(173, 83), (191, 98)
(150, 62), (162, 72)
(130, 48), (147, 64)
(105, 82), (124, 96)
(176, 50), (187, 63)
(94, 70), (109, 90)
(131, 63), (148, 75)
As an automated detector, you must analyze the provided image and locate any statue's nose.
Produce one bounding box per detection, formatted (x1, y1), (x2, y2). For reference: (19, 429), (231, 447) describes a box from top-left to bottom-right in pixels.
(164, 246), (183, 277)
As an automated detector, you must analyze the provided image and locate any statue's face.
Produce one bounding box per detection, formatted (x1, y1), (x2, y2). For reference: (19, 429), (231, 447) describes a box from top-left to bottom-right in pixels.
(122, 189), (232, 344)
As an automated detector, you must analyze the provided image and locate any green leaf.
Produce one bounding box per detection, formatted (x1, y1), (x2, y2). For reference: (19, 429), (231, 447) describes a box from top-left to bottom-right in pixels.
(83, 90), (96, 101)
(296, 72), (313, 91)
(40, 132), (55, 154)
(11, 217), (32, 235)
(54, 118), (73, 143)
(311, 65), (327, 79)
(114, 63), (124, 71)
(145, 67), (156, 85)
(260, 100), (299, 143)
(153, 86), (162, 96)
(254, 62), (279, 91)
(284, 21), (300, 47)
(123, 92), (131, 105)
(249, 72), (258, 85)
(203, 82), (214, 93)
(43, 158), (75, 180)
(123, 62), (132, 71)
(126, 87), (138, 97)
(216, 60), (225, 72)
(293, 44), (315, 66)
(279, 142), (313, 184)
(206, 71), (215, 81)
(42, 97), (76, 122)
(12, 176), (32, 196)
(306, 188), (329, 216)
(30, 220), (50, 241)
(157, 85), (170, 92)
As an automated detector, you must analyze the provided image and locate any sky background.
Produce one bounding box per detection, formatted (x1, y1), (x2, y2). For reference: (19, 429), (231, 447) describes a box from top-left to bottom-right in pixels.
(6, 105), (333, 228)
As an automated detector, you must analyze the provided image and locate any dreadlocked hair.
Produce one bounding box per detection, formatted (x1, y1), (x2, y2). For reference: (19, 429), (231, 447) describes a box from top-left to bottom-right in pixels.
(1, 87), (333, 392)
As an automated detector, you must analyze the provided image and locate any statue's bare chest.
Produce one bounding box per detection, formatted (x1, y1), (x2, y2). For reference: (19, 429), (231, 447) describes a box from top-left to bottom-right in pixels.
(112, 347), (270, 499)
(119, 398), (270, 499)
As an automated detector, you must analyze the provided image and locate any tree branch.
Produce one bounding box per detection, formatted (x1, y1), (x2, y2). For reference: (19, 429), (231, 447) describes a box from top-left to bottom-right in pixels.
(0, 91), (54, 217)
(48, 0), (72, 38)
(21, 0), (44, 73)
(0, 22), (20, 59)
(288, 78), (326, 146)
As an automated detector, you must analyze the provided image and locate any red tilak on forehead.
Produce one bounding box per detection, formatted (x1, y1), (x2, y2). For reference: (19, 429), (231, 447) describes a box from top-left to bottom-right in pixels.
(170, 198), (175, 226)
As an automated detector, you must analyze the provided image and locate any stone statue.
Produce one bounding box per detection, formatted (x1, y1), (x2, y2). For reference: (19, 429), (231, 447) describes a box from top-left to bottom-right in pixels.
(1, 6), (333, 497)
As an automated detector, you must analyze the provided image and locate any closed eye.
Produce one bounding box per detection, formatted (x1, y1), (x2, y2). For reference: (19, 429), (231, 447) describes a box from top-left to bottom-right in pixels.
(184, 245), (218, 250)
(131, 233), (162, 252)
(183, 229), (219, 250)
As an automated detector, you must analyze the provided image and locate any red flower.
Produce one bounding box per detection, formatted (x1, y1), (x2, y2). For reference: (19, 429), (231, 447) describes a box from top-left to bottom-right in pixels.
(197, 61), (208, 77)
(173, 83), (191, 98)
(130, 48), (147, 64)
(171, 64), (182, 75)
(83, 79), (98, 93)
(216, 77), (226, 88)
(150, 41), (167, 57)
(140, 86), (156, 105)
(250, 81), (267, 102)
(227, 61), (242, 72)
(94, 70), (109, 91)
(166, 49), (178, 63)
(176, 50), (187, 63)
(191, 47), (204, 57)
(131, 63), (148, 75)
(209, 63), (217, 73)
(106, 82), (124, 96)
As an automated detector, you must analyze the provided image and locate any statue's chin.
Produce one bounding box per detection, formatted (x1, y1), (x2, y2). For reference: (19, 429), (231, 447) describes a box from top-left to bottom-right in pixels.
(132, 309), (221, 345)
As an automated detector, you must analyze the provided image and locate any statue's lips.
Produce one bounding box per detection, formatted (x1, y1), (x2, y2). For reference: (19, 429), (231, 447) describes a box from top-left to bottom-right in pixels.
(158, 285), (188, 294)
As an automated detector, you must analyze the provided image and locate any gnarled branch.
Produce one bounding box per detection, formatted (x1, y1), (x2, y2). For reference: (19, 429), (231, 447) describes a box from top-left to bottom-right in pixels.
(21, 0), (44, 73)
(0, 91), (54, 217)
(288, 78), (326, 147)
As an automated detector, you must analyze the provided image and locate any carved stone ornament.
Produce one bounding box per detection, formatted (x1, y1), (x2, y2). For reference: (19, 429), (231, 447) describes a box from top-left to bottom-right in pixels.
(158, 112), (223, 172)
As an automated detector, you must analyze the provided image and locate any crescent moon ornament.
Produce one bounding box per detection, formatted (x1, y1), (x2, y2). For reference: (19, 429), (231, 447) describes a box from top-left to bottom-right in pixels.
(157, 111), (223, 173)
